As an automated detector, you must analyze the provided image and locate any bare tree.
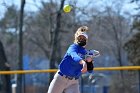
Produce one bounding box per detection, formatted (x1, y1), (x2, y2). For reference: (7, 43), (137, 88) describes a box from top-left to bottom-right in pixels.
(49, 0), (66, 82)
(0, 40), (11, 93)
(17, 0), (26, 93)
(84, 1), (133, 93)
(99, 8), (129, 93)
(124, 3), (140, 92)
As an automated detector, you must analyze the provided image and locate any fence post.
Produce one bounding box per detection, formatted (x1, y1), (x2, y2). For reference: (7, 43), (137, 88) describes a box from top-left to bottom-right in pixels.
(12, 84), (17, 93)
(138, 70), (140, 93)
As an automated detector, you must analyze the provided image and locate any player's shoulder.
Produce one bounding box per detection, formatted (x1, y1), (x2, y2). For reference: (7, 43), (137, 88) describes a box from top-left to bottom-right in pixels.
(70, 43), (78, 47)
(67, 43), (79, 51)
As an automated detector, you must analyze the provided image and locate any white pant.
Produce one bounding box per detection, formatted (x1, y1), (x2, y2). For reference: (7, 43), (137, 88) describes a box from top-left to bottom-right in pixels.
(47, 71), (80, 93)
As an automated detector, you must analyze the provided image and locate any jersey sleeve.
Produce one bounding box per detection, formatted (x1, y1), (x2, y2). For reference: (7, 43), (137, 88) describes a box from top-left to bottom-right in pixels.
(67, 45), (83, 63)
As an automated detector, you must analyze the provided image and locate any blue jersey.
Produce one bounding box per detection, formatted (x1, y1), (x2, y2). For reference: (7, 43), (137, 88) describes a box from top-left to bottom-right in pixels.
(59, 43), (87, 77)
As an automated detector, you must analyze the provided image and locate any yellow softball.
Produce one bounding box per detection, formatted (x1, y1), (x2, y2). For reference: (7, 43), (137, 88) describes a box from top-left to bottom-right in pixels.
(63, 5), (72, 13)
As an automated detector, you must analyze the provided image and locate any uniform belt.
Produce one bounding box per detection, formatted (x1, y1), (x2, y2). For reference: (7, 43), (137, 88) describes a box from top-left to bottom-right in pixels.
(58, 71), (79, 80)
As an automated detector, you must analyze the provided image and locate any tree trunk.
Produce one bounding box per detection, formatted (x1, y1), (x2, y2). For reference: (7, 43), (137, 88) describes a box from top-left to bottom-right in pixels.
(49, 0), (65, 83)
(0, 41), (11, 93)
(17, 0), (25, 93)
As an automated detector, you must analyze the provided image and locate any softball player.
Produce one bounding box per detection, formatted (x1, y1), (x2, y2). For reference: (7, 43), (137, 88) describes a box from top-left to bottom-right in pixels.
(47, 26), (94, 93)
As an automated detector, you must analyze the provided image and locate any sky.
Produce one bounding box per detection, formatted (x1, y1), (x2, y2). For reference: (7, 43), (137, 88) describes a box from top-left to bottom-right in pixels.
(0, 0), (139, 19)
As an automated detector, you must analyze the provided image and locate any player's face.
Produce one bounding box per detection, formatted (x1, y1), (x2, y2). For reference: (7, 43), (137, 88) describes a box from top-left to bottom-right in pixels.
(77, 35), (88, 47)
(77, 35), (87, 42)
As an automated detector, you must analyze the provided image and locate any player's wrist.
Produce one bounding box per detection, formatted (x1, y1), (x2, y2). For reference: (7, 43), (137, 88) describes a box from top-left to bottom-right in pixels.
(79, 60), (86, 65)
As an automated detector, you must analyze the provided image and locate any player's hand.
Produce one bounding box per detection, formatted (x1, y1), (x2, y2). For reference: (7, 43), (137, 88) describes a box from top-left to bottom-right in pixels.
(80, 60), (87, 73)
